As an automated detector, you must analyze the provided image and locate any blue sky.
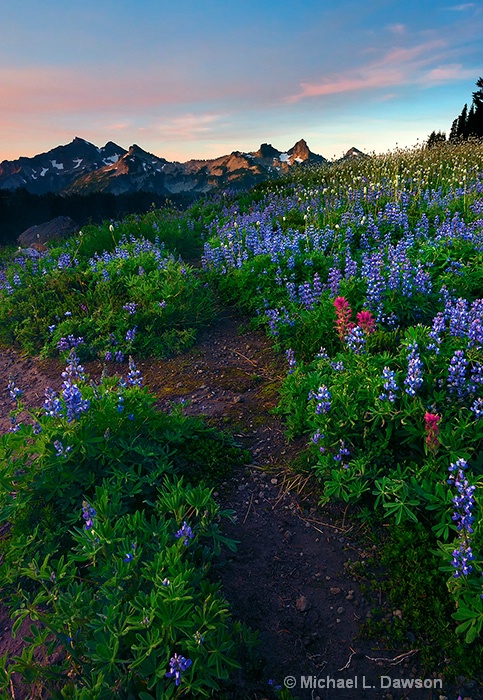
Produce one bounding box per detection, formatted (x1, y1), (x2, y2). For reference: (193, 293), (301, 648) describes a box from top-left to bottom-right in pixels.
(1, 0), (482, 161)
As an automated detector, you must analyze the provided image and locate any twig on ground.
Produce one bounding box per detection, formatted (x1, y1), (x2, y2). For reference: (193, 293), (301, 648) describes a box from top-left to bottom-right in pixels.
(229, 348), (259, 366)
(365, 649), (419, 665)
(338, 647), (357, 671)
(243, 493), (254, 524)
(303, 516), (354, 532)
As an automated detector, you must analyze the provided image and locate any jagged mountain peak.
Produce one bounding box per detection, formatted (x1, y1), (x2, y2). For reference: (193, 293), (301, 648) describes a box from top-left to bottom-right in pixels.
(339, 147), (368, 162)
(288, 138), (310, 158)
(0, 135), (331, 198)
(254, 143), (281, 159)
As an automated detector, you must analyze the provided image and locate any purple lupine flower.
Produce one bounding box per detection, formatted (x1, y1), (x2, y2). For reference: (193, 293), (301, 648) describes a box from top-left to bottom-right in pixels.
(57, 335), (84, 352)
(115, 350), (124, 363)
(123, 544), (136, 562)
(327, 266), (342, 297)
(127, 356), (143, 386)
(299, 281), (315, 309)
(448, 458), (476, 578)
(333, 440), (351, 467)
(82, 501), (96, 530)
(447, 350), (468, 400)
(451, 541), (475, 577)
(62, 350), (86, 382)
(345, 325), (366, 354)
(427, 312), (445, 354)
(125, 327), (137, 343)
(165, 653), (192, 686)
(448, 298), (469, 338)
(62, 383), (90, 422)
(104, 351), (113, 362)
(54, 440), (72, 458)
(313, 271), (323, 298)
(44, 387), (63, 417)
(467, 317), (483, 349)
(404, 343), (423, 396)
(7, 379), (22, 400)
(331, 361), (345, 371)
(311, 430), (324, 446)
(175, 521), (194, 546)
(286, 348), (296, 374)
(312, 385), (331, 414)
(122, 302), (137, 315)
(470, 397), (483, 419)
(9, 415), (20, 433)
(380, 367), (399, 402)
(61, 352), (90, 422)
(468, 363), (483, 394)
(448, 459), (475, 533)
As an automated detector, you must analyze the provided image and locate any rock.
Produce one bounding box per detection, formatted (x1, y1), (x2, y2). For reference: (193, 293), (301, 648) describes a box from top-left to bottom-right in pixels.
(330, 587), (341, 595)
(295, 595), (309, 612)
(18, 216), (79, 246)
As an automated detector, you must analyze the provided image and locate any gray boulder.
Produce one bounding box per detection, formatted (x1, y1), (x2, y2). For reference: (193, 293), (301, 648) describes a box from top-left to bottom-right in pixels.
(17, 216), (79, 246)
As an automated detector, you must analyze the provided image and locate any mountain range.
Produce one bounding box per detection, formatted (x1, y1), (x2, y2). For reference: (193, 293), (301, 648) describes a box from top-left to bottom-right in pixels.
(0, 138), (366, 197)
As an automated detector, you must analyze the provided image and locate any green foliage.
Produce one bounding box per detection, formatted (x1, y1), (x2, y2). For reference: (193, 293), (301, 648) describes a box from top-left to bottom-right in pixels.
(362, 523), (483, 677)
(0, 360), (253, 697)
(0, 237), (214, 359)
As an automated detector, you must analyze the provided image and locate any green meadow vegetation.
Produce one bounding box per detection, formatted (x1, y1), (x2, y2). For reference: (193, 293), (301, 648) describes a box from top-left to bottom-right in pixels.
(1, 139), (483, 695)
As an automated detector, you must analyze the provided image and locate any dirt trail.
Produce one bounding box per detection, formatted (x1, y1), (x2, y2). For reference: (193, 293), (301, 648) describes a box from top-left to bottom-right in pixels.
(0, 312), (480, 699)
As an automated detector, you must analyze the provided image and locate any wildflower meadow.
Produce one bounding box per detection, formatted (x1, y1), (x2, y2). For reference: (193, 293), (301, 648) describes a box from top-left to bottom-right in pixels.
(1, 139), (483, 695)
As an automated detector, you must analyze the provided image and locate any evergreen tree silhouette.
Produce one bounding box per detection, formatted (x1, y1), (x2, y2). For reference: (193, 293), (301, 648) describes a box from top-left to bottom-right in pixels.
(448, 78), (483, 141)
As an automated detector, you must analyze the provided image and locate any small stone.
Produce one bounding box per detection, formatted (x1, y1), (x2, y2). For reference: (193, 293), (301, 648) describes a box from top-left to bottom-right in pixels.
(271, 478), (278, 485)
(296, 595), (309, 612)
(345, 591), (354, 600)
(337, 607), (345, 614)
(393, 609), (403, 619)
(330, 587), (341, 595)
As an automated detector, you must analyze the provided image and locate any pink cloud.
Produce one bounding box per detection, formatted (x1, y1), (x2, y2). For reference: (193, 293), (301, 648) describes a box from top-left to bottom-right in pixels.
(419, 63), (478, 84)
(0, 65), (266, 120)
(387, 23), (406, 35)
(447, 3), (476, 10)
(287, 39), (452, 103)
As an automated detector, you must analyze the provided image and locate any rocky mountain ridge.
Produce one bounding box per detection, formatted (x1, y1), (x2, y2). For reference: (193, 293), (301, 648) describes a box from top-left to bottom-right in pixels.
(0, 137), (366, 197)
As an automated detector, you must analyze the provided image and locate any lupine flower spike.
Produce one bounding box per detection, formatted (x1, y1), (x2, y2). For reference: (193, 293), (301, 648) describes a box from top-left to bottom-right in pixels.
(165, 653), (192, 686)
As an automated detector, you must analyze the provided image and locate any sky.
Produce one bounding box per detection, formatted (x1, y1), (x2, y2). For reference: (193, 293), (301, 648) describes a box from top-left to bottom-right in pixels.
(1, 0), (482, 162)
